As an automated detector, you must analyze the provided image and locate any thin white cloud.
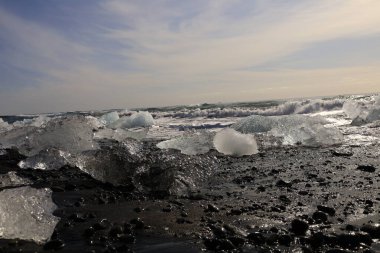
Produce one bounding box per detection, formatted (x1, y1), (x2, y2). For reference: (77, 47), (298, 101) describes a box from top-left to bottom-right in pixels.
(1, 1), (380, 114)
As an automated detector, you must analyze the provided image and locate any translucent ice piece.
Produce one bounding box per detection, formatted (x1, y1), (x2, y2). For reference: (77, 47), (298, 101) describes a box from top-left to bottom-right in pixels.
(94, 128), (148, 141)
(213, 128), (258, 156)
(0, 116), (98, 156)
(18, 148), (72, 170)
(232, 115), (327, 134)
(0, 186), (60, 243)
(99, 111), (119, 125)
(273, 123), (343, 147)
(156, 131), (214, 155)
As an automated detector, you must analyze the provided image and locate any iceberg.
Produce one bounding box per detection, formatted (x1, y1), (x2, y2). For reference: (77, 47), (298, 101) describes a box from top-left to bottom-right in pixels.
(0, 186), (60, 243)
(156, 131), (214, 155)
(213, 128), (258, 156)
(0, 171), (32, 188)
(109, 111), (154, 129)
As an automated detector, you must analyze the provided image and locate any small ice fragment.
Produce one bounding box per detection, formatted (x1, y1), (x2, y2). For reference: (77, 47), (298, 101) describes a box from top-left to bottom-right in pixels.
(156, 132), (214, 155)
(0, 171), (32, 188)
(100, 111), (119, 125)
(213, 128), (258, 156)
(109, 111), (154, 129)
(0, 186), (60, 243)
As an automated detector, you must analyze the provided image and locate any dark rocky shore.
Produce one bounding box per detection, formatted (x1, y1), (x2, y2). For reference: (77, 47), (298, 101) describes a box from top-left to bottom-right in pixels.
(0, 141), (379, 253)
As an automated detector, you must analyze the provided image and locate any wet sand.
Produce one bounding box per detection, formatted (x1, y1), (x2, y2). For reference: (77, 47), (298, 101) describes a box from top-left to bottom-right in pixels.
(0, 142), (379, 252)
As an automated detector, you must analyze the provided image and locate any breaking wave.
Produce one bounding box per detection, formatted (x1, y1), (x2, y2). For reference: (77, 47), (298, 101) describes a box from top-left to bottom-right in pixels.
(159, 99), (344, 118)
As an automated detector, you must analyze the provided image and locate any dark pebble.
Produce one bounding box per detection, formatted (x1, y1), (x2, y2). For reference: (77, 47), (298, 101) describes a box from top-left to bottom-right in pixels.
(291, 219), (309, 236)
(130, 218), (145, 229)
(317, 205), (336, 216)
(357, 165), (376, 172)
(276, 180), (292, 187)
(312, 211), (328, 223)
(247, 232), (265, 245)
(361, 224), (380, 239)
(205, 204), (220, 212)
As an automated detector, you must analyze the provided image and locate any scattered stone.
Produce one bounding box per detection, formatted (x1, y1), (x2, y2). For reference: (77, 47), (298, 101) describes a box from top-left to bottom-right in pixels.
(357, 165), (376, 173)
(291, 219), (309, 235)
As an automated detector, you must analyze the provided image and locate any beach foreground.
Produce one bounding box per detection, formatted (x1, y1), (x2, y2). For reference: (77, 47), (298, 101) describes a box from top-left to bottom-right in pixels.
(0, 140), (379, 252)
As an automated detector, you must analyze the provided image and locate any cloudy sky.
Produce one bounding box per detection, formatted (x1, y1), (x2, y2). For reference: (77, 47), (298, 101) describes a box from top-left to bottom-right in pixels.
(1, 0), (380, 115)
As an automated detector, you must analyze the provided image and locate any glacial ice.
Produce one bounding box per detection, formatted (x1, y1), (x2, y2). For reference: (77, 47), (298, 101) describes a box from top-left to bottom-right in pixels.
(99, 111), (119, 125)
(156, 131), (214, 155)
(233, 115), (327, 134)
(213, 128), (258, 156)
(0, 116), (98, 156)
(233, 115), (342, 146)
(94, 128), (148, 141)
(344, 98), (380, 125)
(0, 171), (32, 188)
(18, 148), (72, 170)
(0, 118), (11, 132)
(0, 186), (60, 243)
(273, 123), (343, 147)
(342, 100), (368, 119)
(109, 111), (154, 129)
(12, 115), (51, 128)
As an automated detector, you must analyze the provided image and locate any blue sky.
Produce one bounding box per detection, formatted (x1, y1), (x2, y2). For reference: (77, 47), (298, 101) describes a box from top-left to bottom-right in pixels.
(0, 0), (380, 114)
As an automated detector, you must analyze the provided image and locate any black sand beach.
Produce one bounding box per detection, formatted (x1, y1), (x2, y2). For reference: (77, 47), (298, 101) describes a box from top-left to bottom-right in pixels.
(0, 140), (379, 253)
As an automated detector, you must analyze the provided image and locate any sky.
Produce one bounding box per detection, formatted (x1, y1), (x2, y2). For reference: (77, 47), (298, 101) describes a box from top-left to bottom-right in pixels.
(0, 0), (380, 115)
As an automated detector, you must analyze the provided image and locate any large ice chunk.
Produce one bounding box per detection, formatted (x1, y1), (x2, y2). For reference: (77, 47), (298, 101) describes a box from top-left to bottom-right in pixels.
(94, 128), (148, 141)
(273, 123), (343, 147)
(109, 111), (154, 129)
(0, 171), (32, 188)
(213, 128), (258, 156)
(342, 100), (368, 119)
(233, 115), (327, 134)
(18, 148), (72, 170)
(345, 98), (380, 125)
(0, 186), (60, 243)
(99, 111), (119, 125)
(233, 115), (342, 146)
(156, 131), (214, 155)
(0, 116), (98, 156)
(0, 118), (11, 132)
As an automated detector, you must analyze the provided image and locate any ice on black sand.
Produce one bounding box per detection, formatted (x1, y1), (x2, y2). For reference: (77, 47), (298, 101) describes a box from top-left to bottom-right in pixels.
(0, 186), (59, 243)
